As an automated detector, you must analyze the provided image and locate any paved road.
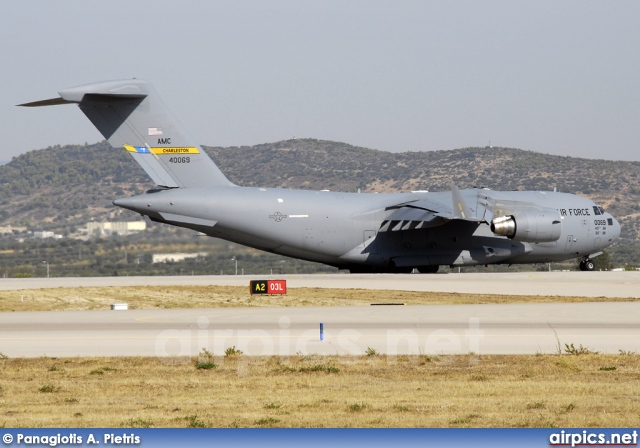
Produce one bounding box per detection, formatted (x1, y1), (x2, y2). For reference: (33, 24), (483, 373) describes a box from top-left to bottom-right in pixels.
(2, 270), (640, 297)
(1, 302), (638, 357)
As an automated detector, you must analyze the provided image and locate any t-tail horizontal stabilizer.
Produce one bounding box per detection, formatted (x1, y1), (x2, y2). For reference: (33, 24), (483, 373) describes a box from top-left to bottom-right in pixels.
(18, 79), (233, 189)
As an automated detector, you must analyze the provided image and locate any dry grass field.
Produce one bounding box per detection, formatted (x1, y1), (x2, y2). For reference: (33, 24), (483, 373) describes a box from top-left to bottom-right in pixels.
(0, 285), (638, 428)
(1, 285), (638, 312)
(1, 353), (638, 428)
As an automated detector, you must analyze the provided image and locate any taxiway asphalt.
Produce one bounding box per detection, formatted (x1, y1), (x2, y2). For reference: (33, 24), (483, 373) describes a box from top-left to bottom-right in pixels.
(1, 303), (639, 357)
(1, 270), (640, 297)
(1, 272), (638, 357)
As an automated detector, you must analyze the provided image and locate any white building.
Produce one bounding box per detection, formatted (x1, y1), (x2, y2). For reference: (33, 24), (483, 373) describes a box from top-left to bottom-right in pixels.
(34, 231), (62, 239)
(152, 252), (208, 263)
(0, 226), (26, 234)
(87, 221), (147, 237)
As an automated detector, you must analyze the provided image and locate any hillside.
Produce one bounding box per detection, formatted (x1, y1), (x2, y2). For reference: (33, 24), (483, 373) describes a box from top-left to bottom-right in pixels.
(1, 139), (639, 252)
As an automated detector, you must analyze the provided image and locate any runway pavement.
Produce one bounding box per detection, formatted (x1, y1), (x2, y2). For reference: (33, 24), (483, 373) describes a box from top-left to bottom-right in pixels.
(1, 270), (640, 297)
(1, 302), (638, 358)
(1, 272), (638, 357)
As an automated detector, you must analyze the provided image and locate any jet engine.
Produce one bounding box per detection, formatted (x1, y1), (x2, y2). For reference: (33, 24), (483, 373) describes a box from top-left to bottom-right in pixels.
(490, 210), (562, 243)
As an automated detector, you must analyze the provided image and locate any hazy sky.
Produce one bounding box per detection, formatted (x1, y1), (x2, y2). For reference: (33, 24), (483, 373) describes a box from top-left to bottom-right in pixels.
(3, 1), (640, 162)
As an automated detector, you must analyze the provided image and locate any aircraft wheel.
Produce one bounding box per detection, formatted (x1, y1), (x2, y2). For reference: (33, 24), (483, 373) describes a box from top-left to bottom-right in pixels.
(579, 260), (595, 271)
(388, 260), (412, 274)
(417, 265), (439, 274)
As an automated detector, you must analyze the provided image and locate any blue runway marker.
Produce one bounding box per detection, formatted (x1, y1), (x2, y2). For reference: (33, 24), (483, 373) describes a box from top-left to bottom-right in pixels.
(320, 322), (324, 341)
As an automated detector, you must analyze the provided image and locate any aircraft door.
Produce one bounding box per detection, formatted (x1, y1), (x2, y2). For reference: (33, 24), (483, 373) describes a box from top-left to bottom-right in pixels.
(364, 230), (378, 254)
(582, 219), (590, 238)
(564, 235), (574, 251)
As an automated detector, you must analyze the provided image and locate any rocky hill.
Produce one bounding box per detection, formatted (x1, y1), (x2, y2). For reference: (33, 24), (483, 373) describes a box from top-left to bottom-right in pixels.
(2, 139), (639, 253)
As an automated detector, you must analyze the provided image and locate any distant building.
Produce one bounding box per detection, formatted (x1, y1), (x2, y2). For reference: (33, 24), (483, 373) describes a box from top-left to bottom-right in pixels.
(0, 226), (27, 234)
(34, 231), (62, 239)
(152, 252), (208, 263)
(86, 221), (147, 237)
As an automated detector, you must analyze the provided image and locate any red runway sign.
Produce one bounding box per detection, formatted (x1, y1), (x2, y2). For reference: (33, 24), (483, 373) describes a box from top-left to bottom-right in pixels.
(250, 279), (287, 295)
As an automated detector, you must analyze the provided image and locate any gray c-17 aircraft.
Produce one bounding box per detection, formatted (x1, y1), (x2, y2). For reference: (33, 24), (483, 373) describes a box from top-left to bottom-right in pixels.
(20, 79), (621, 273)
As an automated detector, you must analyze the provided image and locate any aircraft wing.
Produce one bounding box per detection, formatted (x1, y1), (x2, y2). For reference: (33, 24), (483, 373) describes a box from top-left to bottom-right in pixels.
(380, 198), (452, 231)
(379, 186), (484, 232)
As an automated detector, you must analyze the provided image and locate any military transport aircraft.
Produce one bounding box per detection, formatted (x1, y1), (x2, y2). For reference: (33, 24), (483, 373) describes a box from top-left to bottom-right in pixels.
(20, 79), (620, 273)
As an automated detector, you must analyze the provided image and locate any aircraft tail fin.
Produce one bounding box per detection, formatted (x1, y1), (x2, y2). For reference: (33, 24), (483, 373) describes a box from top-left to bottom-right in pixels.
(19, 79), (232, 189)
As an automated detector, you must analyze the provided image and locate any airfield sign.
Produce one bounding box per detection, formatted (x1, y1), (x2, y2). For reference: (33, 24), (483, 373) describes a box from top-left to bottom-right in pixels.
(250, 280), (287, 295)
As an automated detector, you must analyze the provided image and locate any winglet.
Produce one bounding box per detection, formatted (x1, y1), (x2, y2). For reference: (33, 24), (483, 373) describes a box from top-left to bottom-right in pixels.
(452, 186), (479, 221)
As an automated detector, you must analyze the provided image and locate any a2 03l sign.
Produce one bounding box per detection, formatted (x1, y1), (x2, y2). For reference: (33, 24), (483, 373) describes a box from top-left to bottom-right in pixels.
(250, 280), (287, 295)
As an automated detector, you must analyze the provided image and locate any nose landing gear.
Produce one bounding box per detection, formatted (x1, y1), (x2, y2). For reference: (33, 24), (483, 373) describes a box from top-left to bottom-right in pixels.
(579, 259), (595, 271)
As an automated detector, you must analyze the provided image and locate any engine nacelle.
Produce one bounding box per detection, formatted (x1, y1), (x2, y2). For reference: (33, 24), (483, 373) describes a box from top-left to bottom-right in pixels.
(490, 210), (562, 243)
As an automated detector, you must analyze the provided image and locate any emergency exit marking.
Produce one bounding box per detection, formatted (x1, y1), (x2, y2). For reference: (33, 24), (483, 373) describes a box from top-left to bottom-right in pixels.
(250, 279), (287, 295)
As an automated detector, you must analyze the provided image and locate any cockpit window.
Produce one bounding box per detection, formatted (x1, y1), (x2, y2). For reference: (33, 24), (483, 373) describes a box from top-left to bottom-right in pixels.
(593, 206), (601, 215)
(599, 206), (605, 214)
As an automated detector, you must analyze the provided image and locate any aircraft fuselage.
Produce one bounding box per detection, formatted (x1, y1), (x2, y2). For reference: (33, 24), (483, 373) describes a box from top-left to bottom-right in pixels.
(114, 186), (620, 272)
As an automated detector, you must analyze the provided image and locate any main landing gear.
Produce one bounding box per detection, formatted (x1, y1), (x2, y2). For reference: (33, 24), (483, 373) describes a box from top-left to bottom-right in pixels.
(579, 259), (595, 271)
(417, 265), (440, 274)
